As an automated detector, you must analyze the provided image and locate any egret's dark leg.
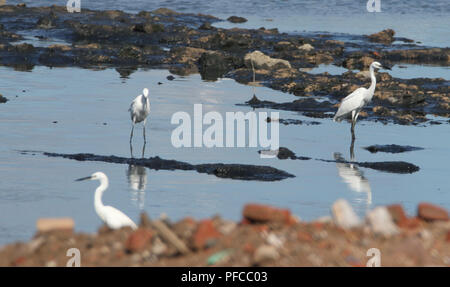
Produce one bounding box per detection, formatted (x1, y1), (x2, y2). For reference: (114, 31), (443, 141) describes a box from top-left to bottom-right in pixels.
(130, 124), (135, 143)
(350, 110), (356, 140)
(141, 141), (146, 158)
(143, 120), (147, 143)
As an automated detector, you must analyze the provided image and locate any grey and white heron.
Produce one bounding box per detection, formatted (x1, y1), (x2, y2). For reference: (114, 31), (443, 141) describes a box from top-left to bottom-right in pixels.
(333, 61), (390, 139)
(76, 172), (137, 230)
(129, 88), (150, 143)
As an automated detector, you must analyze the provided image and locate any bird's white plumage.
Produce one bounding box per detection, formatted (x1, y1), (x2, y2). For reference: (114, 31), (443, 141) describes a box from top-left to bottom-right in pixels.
(81, 172), (137, 230)
(333, 87), (370, 122)
(98, 205), (137, 230)
(333, 61), (385, 125)
(129, 88), (150, 144)
(129, 88), (150, 124)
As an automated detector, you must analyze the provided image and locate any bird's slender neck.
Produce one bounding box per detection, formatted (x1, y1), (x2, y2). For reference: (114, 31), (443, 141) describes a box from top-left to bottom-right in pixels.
(368, 65), (377, 96)
(94, 176), (108, 213)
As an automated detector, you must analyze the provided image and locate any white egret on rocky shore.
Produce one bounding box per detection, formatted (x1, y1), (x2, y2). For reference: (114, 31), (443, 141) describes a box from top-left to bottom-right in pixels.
(333, 61), (390, 139)
(76, 172), (137, 230)
(129, 88), (150, 143)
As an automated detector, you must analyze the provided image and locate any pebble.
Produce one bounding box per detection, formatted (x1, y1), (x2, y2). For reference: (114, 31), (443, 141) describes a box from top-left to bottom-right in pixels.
(253, 245), (279, 264)
(331, 199), (361, 229)
(244, 51), (292, 70)
(298, 43), (314, 52)
(366, 207), (399, 236)
(218, 220), (236, 235)
(151, 237), (167, 256)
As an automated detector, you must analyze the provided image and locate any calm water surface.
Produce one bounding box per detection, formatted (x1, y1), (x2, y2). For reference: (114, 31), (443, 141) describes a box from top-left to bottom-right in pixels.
(0, 66), (449, 244)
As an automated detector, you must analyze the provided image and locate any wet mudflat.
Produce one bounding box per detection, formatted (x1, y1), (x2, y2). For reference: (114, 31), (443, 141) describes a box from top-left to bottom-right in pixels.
(1, 66), (449, 246)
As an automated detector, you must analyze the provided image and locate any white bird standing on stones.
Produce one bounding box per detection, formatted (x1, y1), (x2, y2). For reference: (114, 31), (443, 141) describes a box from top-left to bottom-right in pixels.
(333, 61), (390, 139)
(76, 172), (137, 230)
(129, 88), (150, 143)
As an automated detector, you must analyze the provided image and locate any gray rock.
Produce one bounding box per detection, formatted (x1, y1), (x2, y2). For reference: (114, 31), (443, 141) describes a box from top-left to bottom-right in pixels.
(244, 51), (291, 70)
(298, 43), (314, 52)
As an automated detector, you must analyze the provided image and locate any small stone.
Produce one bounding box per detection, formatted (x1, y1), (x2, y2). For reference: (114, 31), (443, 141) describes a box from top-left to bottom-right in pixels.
(367, 29), (395, 44)
(166, 75), (175, 81)
(265, 233), (284, 248)
(243, 204), (292, 225)
(244, 51), (291, 70)
(36, 218), (74, 233)
(125, 228), (153, 253)
(418, 202), (449, 221)
(227, 16), (247, 23)
(253, 245), (279, 265)
(331, 199), (361, 229)
(199, 22), (215, 30)
(192, 219), (221, 250)
(366, 207), (399, 236)
(298, 43), (314, 52)
(218, 220), (237, 235)
(151, 237), (167, 256)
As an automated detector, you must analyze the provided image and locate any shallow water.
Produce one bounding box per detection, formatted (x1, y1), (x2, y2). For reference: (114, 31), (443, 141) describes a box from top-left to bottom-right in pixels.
(8, 0), (450, 47)
(306, 64), (450, 80)
(1, 66), (449, 244)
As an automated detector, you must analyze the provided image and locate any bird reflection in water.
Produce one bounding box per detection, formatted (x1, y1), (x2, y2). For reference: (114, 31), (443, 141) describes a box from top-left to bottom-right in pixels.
(126, 165), (147, 210)
(334, 137), (372, 209)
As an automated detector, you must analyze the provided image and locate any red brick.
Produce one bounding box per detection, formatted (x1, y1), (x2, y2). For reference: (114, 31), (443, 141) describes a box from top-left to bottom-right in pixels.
(242, 204), (292, 224)
(193, 219), (221, 250)
(387, 204), (408, 225)
(125, 228), (153, 252)
(417, 202), (449, 221)
(398, 217), (422, 229)
(446, 231), (450, 242)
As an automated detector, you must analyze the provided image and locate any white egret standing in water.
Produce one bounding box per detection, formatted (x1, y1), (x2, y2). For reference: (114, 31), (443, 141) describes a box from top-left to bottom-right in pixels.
(129, 88), (150, 143)
(76, 172), (137, 230)
(333, 61), (390, 139)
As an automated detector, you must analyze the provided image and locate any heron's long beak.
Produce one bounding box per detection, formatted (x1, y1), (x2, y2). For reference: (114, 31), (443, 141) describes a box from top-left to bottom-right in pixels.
(75, 176), (92, 182)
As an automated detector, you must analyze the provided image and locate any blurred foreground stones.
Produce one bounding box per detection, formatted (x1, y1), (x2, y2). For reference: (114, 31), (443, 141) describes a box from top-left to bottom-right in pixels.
(0, 200), (449, 267)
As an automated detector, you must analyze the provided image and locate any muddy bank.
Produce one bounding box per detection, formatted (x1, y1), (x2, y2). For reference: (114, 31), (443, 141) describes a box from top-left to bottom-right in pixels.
(0, 5), (448, 125)
(22, 151), (294, 181)
(0, 200), (448, 267)
(364, 144), (424, 154)
(259, 147), (420, 174)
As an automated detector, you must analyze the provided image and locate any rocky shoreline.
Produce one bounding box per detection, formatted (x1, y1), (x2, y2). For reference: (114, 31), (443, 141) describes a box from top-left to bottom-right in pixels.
(0, 200), (448, 266)
(0, 4), (449, 125)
